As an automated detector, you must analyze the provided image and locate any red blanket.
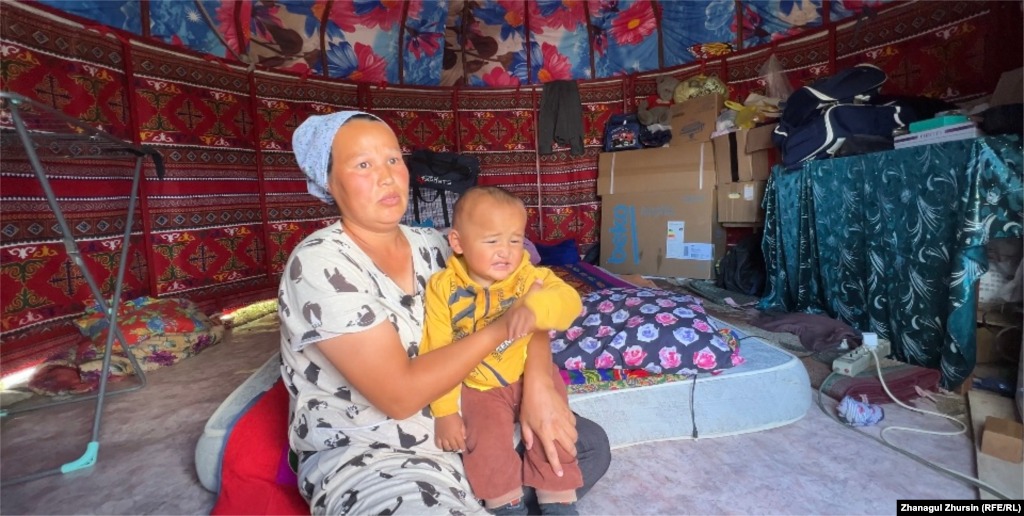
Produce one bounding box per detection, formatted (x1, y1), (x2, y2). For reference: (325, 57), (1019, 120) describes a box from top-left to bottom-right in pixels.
(815, 361), (941, 404)
(211, 380), (307, 516)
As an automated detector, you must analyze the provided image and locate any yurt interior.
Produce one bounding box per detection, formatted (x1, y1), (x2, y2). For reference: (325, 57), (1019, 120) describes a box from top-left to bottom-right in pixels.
(0, 0), (1022, 514)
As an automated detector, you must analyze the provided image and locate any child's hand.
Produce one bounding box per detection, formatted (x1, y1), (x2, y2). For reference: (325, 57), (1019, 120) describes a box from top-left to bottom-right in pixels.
(525, 279), (545, 296)
(434, 414), (466, 452)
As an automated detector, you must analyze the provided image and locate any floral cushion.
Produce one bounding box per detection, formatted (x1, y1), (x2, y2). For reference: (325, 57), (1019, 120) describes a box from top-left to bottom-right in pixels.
(73, 296), (213, 350)
(551, 288), (743, 375)
(29, 296), (226, 396)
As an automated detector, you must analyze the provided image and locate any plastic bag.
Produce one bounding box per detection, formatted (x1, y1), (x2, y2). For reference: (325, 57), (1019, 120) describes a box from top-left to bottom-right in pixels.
(742, 93), (782, 118)
(674, 75), (728, 103)
(758, 54), (793, 101)
(716, 109), (737, 132)
(724, 100), (761, 129)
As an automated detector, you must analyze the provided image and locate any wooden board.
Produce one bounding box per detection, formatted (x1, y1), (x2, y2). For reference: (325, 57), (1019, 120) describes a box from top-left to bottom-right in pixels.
(967, 389), (1024, 500)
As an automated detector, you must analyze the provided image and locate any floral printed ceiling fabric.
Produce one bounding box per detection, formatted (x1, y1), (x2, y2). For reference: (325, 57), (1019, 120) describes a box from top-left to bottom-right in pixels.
(38, 0), (890, 86)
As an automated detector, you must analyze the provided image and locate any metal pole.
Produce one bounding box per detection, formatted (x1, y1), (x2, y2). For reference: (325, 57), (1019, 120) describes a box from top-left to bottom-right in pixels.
(88, 154), (147, 442)
(0, 99), (150, 485)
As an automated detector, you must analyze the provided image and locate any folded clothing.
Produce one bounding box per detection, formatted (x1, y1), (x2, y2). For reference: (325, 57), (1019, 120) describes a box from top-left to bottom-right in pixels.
(837, 395), (884, 426)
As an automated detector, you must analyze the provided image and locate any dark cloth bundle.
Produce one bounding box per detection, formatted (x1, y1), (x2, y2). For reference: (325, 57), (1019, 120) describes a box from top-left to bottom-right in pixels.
(752, 312), (860, 352)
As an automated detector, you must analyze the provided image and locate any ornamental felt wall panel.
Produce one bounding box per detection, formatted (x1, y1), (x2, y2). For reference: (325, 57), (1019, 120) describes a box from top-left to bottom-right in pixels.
(2, 0), (1019, 375)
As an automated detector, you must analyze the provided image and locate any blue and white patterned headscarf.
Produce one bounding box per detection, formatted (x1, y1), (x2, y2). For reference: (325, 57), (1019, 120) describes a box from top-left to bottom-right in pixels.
(292, 110), (386, 204)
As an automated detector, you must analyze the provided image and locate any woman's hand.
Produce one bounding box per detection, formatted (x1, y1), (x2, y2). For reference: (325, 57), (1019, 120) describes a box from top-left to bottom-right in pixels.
(434, 413), (467, 452)
(503, 280), (545, 341)
(503, 305), (537, 342)
(520, 335), (578, 477)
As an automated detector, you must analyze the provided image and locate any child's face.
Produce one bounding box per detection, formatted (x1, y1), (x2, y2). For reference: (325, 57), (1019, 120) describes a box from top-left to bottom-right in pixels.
(449, 200), (527, 287)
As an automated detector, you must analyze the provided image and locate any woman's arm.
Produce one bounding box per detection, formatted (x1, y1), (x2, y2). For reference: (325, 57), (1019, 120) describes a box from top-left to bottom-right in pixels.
(316, 319), (506, 420)
(520, 330), (578, 477)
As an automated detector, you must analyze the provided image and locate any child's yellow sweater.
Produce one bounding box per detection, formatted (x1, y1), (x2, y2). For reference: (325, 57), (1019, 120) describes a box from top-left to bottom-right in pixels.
(421, 253), (582, 418)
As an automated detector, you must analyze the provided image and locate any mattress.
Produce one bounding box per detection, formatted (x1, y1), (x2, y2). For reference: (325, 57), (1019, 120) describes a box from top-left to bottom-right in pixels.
(195, 318), (809, 492)
(568, 316), (810, 449)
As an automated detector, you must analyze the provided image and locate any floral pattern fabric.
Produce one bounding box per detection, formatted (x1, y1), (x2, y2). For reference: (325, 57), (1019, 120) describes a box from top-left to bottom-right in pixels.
(41, 0), (896, 84)
(31, 301), (224, 396)
(759, 136), (1023, 389)
(561, 368), (690, 395)
(73, 296), (214, 350)
(589, 0), (658, 77)
(551, 288), (744, 375)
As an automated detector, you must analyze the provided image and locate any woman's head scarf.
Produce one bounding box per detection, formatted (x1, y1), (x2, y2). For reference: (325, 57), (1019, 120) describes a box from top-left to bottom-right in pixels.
(292, 110), (386, 204)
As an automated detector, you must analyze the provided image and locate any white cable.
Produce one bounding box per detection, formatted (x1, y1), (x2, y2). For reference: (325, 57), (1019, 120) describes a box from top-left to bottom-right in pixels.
(866, 348), (1013, 500)
(815, 376), (1012, 500)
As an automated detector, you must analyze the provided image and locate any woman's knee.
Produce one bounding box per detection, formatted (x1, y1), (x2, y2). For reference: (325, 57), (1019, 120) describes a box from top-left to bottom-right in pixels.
(572, 414), (610, 498)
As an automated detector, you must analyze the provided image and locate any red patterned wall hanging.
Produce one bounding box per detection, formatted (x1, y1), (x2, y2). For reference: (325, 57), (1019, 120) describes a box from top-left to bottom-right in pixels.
(455, 88), (541, 238)
(252, 71), (357, 276)
(0, 8), (144, 351)
(130, 42), (267, 299)
(1, 0), (1020, 372)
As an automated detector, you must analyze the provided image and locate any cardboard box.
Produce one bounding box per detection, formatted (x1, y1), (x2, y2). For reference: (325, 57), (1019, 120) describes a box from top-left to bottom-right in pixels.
(976, 324), (1023, 364)
(718, 181), (767, 223)
(991, 68), (1023, 108)
(981, 416), (1023, 463)
(599, 189), (726, 279)
(670, 93), (725, 144)
(597, 142), (715, 196)
(954, 373), (974, 395)
(712, 124), (777, 183)
(894, 122), (983, 149)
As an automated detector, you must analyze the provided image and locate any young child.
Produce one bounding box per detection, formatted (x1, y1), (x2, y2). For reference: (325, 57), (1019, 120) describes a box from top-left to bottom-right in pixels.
(420, 186), (584, 516)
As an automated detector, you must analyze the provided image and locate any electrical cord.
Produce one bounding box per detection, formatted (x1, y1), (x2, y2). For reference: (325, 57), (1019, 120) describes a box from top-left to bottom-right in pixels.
(690, 373), (698, 439)
(817, 348), (1013, 500)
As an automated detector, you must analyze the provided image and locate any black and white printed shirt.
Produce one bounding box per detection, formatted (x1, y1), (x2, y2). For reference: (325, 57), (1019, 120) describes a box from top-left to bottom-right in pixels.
(279, 222), (452, 456)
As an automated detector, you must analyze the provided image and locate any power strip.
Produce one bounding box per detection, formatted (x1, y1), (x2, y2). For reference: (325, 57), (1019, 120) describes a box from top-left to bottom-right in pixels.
(832, 337), (892, 376)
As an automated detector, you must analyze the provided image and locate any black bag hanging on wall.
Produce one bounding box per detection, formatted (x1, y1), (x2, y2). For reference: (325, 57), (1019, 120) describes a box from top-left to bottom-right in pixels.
(404, 149), (480, 228)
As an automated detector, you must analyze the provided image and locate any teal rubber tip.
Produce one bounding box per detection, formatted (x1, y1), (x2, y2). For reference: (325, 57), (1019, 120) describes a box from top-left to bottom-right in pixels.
(61, 441), (99, 473)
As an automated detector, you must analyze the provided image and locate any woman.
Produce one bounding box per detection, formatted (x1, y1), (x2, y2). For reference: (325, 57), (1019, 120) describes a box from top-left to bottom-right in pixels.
(279, 111), (610, 515)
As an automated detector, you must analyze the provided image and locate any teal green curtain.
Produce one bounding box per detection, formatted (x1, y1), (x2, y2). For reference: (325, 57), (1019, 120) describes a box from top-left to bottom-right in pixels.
(760, 136), (1023, 389)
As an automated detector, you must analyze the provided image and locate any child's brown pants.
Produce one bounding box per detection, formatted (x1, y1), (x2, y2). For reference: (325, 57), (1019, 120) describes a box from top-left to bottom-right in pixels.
(460, 367), (583, 501)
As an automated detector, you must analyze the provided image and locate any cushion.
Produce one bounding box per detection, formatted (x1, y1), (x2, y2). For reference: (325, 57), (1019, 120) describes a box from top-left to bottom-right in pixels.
(211, 381), (307, 516)
(534, 239), (580, 266)
(524, 239), (542, 265)
(73, 296), (212, 349)
(551, 287), (743, 375)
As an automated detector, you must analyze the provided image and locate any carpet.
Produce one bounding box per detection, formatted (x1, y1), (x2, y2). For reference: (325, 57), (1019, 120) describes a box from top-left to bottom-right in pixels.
(549, 263), (632, 294)
(0, 315), (282, 515)
(0, 311), (979, 515)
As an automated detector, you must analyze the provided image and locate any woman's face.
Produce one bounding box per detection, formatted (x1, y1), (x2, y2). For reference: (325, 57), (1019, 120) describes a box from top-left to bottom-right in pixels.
(327, 119), (409, 232)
